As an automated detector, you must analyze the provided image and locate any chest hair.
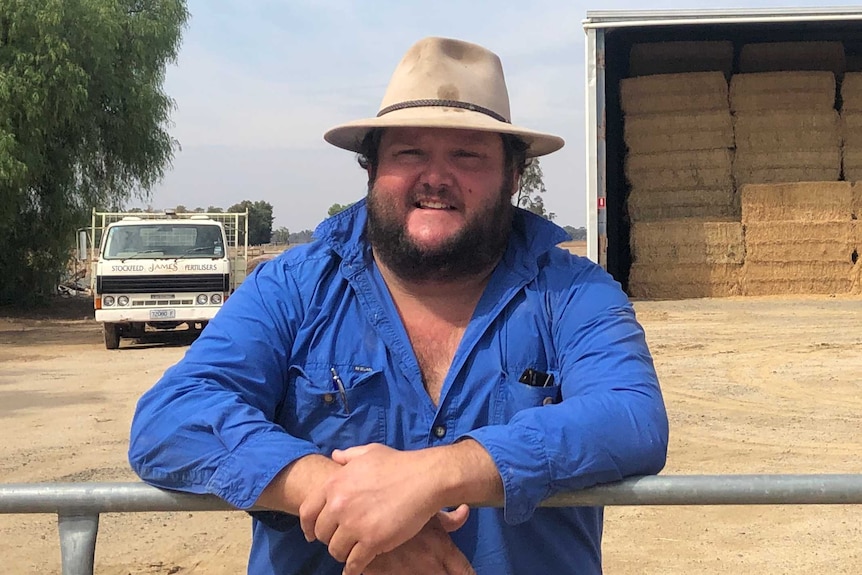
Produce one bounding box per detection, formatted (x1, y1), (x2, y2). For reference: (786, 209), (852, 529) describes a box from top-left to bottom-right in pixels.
(405, 320), (467, 405)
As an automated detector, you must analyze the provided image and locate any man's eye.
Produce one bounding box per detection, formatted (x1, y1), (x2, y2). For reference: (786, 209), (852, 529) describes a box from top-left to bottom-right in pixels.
(396, 149), (422, 156)
(454, 150), (481, 158)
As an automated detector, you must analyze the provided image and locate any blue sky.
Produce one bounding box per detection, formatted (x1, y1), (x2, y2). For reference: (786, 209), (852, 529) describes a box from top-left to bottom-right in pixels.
(145, 0), (858, 231)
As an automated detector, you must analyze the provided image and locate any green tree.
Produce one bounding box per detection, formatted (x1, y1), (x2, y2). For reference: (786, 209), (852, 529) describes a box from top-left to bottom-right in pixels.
(514, 158), (555, 221)
(228, 200), (274, 246)
(327, 202), (353, 217)
(289, 229), (314, 244)
(206, 205), (224, 213)
(0, 0), (189, 305)
(272, 226), (290, 245)
(175, 204), (187, 213)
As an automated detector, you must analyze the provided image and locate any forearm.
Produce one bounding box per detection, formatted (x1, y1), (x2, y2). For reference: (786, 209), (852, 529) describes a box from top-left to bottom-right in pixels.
(256, 453), (341, 514)
(428, 439), (504, 509)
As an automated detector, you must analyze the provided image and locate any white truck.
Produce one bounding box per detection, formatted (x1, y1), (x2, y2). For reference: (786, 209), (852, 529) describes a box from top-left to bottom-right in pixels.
(85, 209), (249, 349)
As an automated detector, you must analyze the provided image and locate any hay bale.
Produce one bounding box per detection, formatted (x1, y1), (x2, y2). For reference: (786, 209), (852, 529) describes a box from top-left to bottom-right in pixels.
(730, 71), (837, 112)
(628, 263), (742, 299)
(840, 111), (862, 147)
(852, 261), (862, 295)
(744, 222), (856, 263)
(734, 110), (840, 150)
(841, 72), (862, 111)
(843, 150), (862, 182)
(741, 262), (853, 295)
(631, 220), (744, 265)
(732, 148), (841, 184)
(627, 188), (737, 221)
(853, 220), (861, 251)
(626, 149), (733, 191)
(733, 149), (840, 170)
(853, 182), (862, 219)
(624, 111), (733, 153)
(739, 41), (846, 75)
(734, 167), (841, 186)
(629, 41), (734, 77)
(620, 72), (729, 115)
(740, 182), (854, 223)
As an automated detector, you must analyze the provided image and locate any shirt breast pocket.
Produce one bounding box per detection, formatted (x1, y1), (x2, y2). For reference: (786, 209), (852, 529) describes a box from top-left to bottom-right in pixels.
(493, 369), (562, 424)
(283, 364), (387, 453)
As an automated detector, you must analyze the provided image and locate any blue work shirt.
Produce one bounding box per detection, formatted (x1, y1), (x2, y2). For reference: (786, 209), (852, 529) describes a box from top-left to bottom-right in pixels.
(129, 201), (668, 574)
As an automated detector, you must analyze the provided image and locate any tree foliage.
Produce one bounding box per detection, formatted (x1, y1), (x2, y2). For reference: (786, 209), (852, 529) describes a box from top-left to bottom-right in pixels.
(289, 229), (314, 244)
(271, 226), (290, 245)
(228, 200), (274, 246)
(514, 159), (555, 221)
(327, 202), (353, 217)
(0, 0), (188, 305)
(563, 225), (587, 241)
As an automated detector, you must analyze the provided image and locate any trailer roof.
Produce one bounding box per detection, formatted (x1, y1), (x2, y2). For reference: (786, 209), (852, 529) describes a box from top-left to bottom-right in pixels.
(583, 7), (862, 29)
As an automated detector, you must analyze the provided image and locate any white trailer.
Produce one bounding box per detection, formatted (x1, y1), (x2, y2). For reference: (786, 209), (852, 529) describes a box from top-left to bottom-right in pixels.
(582, 7), (862, 289)
(85, 210), (249, 349)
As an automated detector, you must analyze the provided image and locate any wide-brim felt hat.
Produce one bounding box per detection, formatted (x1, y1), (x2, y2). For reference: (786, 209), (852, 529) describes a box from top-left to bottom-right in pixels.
(324, 37), (565, 158)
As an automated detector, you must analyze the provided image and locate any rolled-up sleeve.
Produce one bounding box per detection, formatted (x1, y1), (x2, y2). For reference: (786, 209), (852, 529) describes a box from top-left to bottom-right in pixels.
(128, 259), (320, 509)
(465, 264), (669, 524)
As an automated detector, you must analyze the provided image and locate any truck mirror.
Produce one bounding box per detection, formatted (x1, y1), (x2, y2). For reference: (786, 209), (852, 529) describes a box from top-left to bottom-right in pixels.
(77, 230), (88, 261)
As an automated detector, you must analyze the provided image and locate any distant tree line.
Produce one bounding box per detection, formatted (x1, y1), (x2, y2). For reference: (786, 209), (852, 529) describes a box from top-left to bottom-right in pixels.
(563, 226), (587, 241)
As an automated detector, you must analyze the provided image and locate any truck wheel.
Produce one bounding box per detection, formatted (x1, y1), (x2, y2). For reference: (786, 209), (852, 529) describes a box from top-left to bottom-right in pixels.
(104, 323), (120, 350)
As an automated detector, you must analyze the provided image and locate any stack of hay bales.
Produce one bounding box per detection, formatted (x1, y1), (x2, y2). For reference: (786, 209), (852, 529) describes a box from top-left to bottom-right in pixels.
(621, 72), (736, 221)
(628, 41), (733, 77)
(731, 71), (841, 185)
(628, 220), (744, 299)
(741, 182), (857, 295)
(854, 183), (862, 294)
(621, 70), (742, 299)
(841, 76), (862, 293)
(841, 73), (862, 181)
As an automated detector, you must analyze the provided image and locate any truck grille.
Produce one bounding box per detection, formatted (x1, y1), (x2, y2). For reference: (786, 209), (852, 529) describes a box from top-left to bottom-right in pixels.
(97, 274), (230, 294)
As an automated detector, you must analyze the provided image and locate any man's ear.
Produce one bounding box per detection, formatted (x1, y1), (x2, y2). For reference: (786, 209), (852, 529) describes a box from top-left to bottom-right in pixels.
(510, 172), (521, 197)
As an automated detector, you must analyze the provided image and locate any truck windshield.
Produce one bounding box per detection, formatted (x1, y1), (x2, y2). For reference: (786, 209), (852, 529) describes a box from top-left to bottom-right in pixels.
(103, 224), (226, 260)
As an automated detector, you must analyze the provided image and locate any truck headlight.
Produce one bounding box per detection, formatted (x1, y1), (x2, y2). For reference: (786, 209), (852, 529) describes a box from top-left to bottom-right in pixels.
(103, 296), (115, 306)
(210, 293), (223, 304)
(196, 294), (209, 305)
(117, 296), (129, 306)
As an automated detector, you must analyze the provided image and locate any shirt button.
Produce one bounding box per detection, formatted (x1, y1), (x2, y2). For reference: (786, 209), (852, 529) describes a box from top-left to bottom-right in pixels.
(323, 393), (335, 404)
(433, 425), (446, 438)
(542, 397), (555, 406)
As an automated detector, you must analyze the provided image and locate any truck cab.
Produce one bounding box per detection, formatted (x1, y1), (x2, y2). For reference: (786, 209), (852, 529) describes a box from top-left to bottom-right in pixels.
(90, 211), (248, 349)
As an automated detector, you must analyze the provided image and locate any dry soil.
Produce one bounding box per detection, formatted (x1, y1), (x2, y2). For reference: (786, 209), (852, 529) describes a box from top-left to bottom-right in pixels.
(1, 292), (860, 574)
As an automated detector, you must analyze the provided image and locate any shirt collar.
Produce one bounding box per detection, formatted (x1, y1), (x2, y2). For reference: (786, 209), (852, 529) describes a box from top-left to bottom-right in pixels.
(313, 198), (571, 270)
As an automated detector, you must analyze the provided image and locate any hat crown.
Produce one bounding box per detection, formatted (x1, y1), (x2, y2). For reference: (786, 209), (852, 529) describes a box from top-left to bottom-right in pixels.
(378, 37), (512, 123)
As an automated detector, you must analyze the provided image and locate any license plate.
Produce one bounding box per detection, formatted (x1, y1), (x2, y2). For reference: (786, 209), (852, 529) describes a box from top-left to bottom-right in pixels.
(150, 309), (176, 320)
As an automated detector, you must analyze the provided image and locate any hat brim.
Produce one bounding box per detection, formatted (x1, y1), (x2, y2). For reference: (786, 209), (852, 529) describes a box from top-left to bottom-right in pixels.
(324, 106), (564, 158)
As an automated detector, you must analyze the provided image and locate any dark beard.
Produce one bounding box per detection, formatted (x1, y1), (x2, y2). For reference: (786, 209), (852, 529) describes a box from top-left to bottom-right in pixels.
(366, 184), (513, 282)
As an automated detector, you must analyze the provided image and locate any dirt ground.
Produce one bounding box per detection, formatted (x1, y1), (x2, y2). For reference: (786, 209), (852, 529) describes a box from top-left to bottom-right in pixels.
(1, 292), (860, 574)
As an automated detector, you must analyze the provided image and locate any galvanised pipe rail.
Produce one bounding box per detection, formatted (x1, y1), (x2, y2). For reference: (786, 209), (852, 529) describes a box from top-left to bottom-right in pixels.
(2, 475), (862, 575)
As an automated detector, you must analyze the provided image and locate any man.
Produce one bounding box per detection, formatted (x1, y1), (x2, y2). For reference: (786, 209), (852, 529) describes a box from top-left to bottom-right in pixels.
(129, 37), (668, 575)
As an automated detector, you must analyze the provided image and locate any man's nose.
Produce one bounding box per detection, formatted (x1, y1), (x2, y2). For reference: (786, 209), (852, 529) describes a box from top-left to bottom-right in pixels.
(418, 155), (455, 190)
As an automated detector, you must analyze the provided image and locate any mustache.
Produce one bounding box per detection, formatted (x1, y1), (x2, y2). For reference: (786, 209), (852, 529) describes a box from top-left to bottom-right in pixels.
(409, 184), (457, 205)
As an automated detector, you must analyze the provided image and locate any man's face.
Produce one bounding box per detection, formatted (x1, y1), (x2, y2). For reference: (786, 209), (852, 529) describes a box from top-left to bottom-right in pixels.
(366, 127), (518, 282)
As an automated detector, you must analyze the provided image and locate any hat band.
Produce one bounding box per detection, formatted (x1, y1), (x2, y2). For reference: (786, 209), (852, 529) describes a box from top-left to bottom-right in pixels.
(377, 99), (509, 123)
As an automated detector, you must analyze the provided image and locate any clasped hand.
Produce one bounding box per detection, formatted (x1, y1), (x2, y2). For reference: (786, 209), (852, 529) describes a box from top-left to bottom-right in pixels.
(298, 443), (473, 575)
